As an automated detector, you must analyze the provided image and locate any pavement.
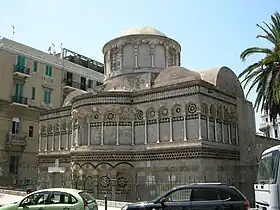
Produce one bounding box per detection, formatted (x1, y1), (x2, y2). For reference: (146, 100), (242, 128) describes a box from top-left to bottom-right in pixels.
(0, 193), (121, 210)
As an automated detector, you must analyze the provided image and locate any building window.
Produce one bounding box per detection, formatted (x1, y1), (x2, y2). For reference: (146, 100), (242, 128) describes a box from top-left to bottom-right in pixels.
(275, 129), (278, 138)
(80, 77), (86, 90)
(29, 126), (34, 137)
(43, 88), (52, 104)
(88, 79), (93, 88)
(266, 118), (268, 122)
(16, 55), (25, 67)
(12, 118), (20, 134)
(45, 64), (52, 77)
(265, 131), (270, 138)
(33, 61), (38, 72)
(9, 156), (19, 175)
(31, 87), (36, 100)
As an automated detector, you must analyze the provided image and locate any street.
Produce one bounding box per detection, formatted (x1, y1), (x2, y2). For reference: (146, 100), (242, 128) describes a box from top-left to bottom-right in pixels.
(0, 193), (121, 210)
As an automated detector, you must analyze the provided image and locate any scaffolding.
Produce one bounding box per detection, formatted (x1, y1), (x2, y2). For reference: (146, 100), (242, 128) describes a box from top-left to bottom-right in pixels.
(61, 48), (104, 74)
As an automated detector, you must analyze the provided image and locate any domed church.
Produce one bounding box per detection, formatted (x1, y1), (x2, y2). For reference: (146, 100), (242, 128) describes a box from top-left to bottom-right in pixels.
(38, 26), (259, 203)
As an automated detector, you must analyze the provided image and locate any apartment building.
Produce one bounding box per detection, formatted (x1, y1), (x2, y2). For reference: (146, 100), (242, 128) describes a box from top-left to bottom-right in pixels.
(0, 37), (104, 187)
(259, 113), (280, 140)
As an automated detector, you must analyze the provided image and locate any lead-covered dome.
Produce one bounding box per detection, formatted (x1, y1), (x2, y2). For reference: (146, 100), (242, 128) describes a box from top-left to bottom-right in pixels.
(153, 66), (201, 88)
(120, 26), (166, 37)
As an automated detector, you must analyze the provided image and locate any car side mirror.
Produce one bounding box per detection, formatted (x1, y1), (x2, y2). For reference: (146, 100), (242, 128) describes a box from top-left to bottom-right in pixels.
(160, 197), (166, 207)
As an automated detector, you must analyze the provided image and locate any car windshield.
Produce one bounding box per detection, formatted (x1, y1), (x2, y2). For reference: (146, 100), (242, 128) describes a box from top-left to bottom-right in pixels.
(79, 192), (95, 204)
(256, 150), (280, 184)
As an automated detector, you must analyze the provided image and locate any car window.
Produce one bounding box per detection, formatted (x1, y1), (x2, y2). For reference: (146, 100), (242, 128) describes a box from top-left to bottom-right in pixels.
(50, 191), (78, 204)
(79, 192), (95, 204)
(165, 188), (192, 202)
(191, 188), (220, 201)
(217, 188), (231, 200)
(21, 192), (50, 206)
(226, 188), (244, 201)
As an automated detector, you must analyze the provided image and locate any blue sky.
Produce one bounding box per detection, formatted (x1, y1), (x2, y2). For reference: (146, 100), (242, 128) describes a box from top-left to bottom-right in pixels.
(0, 0), (278, 131)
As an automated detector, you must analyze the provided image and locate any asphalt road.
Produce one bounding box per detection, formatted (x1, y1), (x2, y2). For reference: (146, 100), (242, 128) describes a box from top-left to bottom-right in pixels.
(0, 193), (121, 210)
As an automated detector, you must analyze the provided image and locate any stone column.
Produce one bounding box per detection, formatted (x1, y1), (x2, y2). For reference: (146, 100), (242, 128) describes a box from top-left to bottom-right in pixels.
(65, 127), (69, 150)
(134, 45), (138, 68)
(52, 128), (55, 151)
(151, 44), (155, 68)
(221, 121), (224, 143)
(156, 116), (160, 143)
(45, 135), (48, 151)
(71, 121), (75, 148)
(58, 122), (62, 151)
(214, 119), (218, 142)
(144, 118), (148, 144)
(183, 114), (187, 141)
(87, 121), (91, 146)
(169, 116), (173, 142)
(198, 113), (202, 140)
(75, 121), (79, 147)
(228, 123), (232, 144)
(235, 125), (239, 145)
(119, 53), (123, 70)
(206, 116), (210, 140)
(116, 121), (119, 145)
(131, 121), (135, 145)
(101, 121), (104, 145)
(165, 46), (169, 68)
(38, 130), (41, 152)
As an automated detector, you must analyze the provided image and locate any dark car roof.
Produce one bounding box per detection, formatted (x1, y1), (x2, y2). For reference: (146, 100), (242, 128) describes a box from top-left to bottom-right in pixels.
(172, 183), (232, 190)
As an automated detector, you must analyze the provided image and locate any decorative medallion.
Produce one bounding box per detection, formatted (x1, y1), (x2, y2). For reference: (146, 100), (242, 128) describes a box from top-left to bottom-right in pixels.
(188, 104), (197, 114)
(150, 110), (155, 118)
(117, 176), (128, 188)
(175, 107), (181, 113)
(161, 109), (168, 116)
(106, 112), (115, 121)
(94, 114), (99, 120)
(99, 176), (110, 187)
(136, 110), (144, 120)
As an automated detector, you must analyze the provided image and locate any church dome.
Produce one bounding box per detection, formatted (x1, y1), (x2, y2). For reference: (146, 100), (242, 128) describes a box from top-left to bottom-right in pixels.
(153, 66), (201, 88)
(120, 26), (166, 37)
(62, 89), (86, 107)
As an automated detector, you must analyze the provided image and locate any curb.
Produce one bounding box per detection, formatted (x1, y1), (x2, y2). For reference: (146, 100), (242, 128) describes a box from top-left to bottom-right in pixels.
(0, 189), (131, 208)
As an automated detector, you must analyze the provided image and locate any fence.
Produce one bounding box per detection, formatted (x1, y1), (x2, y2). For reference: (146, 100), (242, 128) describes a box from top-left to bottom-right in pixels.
(0, 176), (241, 203)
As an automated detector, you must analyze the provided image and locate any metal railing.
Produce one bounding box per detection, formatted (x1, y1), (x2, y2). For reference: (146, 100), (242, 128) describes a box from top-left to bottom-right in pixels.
(13, 65), (30, 75)
(11, 96), (28, 105)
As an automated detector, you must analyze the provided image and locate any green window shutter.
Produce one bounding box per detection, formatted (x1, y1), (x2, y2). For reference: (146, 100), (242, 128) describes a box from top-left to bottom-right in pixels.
(13, 83), (19, 96)
(31, 87), (36, 100)
(21, 56), (25, 67)
(49, 66), (52, 76)
(43, 89), (48, 103)
(45, 65), (49, 76)
(33, 61), (37, 72)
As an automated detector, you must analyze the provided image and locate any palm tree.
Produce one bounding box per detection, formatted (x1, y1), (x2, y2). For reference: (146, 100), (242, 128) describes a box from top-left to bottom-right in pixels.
(239, 11), (280, 123)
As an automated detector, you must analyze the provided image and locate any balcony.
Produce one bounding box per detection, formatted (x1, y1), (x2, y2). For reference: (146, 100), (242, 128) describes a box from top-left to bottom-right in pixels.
(13, 65), (30, 78)
(11, 95), (28, 107)
(6, 132), (27, 148)
(63, 79), (87, 93)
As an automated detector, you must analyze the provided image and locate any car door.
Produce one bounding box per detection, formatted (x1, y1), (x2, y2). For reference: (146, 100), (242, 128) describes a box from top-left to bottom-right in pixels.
(217, 188), (243, 210)
(190, 187), (224, 210)
(43, 191), (76, 210)
(17, 191), (51, 210)
(162, 187), (192, 210)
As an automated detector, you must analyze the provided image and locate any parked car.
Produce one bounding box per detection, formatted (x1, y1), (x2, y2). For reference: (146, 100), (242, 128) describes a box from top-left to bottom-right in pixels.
(122, 183), (249, 210)
(0, 188), (98, 210)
